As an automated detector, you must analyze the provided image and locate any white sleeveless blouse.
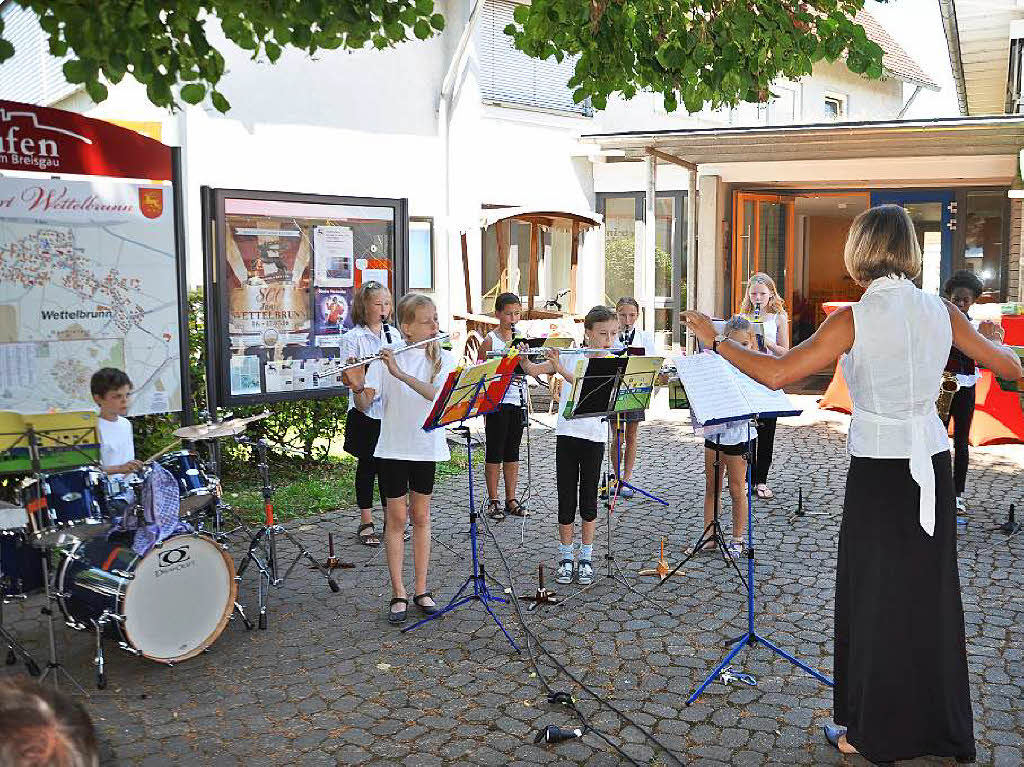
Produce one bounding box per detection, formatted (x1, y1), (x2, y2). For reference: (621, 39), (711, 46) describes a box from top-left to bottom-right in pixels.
(842, 276), (951, 535)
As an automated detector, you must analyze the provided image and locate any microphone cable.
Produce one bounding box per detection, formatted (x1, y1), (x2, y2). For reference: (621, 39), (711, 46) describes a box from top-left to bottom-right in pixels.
(481, 507), (685, 766)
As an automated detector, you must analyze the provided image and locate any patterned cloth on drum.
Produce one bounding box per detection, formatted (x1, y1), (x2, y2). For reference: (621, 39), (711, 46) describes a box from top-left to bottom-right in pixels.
(108, 462), (189, 556)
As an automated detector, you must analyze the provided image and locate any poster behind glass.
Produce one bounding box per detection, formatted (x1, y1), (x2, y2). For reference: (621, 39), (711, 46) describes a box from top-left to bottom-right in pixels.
(217, 195), (398, 403)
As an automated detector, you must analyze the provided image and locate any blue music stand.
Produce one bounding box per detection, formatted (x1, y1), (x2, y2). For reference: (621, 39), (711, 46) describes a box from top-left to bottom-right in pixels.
(402, 370), (520, 652)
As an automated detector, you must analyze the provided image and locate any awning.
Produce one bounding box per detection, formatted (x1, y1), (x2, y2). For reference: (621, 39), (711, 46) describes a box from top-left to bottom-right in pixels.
(581, 115), (1024, 166)
(463, 206), (602, 233)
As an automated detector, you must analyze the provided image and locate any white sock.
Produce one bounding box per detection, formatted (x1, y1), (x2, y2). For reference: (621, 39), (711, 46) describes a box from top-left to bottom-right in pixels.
(579, 543), (593, 562)
(558, 542), (575, 562)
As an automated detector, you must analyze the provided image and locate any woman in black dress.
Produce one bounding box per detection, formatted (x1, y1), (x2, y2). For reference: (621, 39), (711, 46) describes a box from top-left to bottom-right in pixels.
(683, 205), (1021, 764)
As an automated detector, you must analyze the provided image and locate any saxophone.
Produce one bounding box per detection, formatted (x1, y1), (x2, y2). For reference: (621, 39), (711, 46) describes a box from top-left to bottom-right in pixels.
(936, 372), (960, 421)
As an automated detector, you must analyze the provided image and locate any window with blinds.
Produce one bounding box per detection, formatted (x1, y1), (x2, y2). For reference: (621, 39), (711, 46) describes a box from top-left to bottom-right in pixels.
(0, 3), (77, 106)
(476, 0), (592, 116)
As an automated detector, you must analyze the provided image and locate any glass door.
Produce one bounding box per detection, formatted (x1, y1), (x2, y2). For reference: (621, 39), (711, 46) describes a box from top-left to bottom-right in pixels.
(733, 192), (796, 316)
(870, 191), (955, 293)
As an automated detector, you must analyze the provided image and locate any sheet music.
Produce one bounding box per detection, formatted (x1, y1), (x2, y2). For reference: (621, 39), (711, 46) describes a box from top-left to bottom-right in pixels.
(673, 352), (800, 425)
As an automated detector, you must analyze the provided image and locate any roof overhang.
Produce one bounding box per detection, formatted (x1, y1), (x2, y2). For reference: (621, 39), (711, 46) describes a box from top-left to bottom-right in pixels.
(462, 207), (603, 233)
(581, 115), (1024, 168)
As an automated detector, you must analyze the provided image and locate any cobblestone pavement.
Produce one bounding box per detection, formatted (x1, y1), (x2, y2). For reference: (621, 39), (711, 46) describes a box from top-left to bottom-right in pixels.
(2, 396), (1022, 766)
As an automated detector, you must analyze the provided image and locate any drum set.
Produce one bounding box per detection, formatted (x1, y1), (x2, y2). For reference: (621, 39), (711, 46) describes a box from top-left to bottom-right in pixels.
(0, 414), (269, 691)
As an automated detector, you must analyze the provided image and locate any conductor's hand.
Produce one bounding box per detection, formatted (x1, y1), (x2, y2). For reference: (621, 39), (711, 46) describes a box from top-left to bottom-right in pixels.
(978, 320), (1006, 344)
(683, 311), (716, 349)
(380, 347), (400, 376)
(543, 347), (559, 363)
(123, 460), (144, 473)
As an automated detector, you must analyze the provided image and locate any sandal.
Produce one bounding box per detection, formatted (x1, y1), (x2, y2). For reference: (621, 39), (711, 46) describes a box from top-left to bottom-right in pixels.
(413, 592), (439, 615)
(357, 522), (381, 547)
(755, 485), (775, 500)
(388, 597), (408, 624)
(505, 499), (528, 517)
(486, 499), (505, 521)
(684, 540), (717, 557)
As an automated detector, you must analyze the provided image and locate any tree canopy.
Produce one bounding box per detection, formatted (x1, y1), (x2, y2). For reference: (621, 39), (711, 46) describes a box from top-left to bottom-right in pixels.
(507, 0), (884, 112)
(0, 0), (885, 115)
(0, 0), (446, 112)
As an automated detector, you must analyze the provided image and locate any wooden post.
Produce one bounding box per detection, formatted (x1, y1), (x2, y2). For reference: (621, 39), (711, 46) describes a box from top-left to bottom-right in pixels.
(568, 220), (579, 314)
(461, 232), (473, 313)
(496, 219), (510, 292)
(527, 221), (539, 313)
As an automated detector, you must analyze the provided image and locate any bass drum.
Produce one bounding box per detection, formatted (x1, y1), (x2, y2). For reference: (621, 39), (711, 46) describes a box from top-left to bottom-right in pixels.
(58, 533), (237, 664)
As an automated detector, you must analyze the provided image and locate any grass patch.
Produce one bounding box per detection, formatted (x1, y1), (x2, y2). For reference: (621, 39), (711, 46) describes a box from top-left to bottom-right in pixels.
(221, 441), (477, 525)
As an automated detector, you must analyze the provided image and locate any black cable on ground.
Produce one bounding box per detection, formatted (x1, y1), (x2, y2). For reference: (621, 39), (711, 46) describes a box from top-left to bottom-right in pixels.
(481, 505), (686, 767)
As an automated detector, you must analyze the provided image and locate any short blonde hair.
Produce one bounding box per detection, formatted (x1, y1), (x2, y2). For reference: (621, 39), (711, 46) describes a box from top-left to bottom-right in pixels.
(844, 205), (921, 283)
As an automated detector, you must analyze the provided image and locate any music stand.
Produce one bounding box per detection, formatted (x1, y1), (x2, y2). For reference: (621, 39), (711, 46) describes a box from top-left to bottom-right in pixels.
(657, 352), (832, 705)
(607, 354), (668, 506)
(402, 355), (521, 651)
(554, 355), (667, 613)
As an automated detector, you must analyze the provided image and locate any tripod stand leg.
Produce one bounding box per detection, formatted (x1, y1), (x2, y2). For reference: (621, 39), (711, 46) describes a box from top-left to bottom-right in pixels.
(277, 527), (340, 592)
(0, 625), (40, 676)
(92, 620), (106, 690)
(686, 635), (747, 706)
(233, 601), (254, 631)
(752, 632), (833, 686)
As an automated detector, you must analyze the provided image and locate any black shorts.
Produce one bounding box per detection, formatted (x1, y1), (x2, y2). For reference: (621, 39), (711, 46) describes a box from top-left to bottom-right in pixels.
(704, 439), (749, 457)
(378, 459), (436, 498)
(484, 403), (525, 463)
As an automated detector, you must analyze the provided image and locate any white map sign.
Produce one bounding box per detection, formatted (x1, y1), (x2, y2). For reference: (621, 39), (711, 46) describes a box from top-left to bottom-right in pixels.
(0, 177), (181, 415)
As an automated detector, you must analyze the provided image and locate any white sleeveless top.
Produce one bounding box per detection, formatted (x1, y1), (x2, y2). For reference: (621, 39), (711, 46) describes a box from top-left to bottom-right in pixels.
(341, 324), (403, 420)
(842, 276), (951, 535)
(487, 330), (525, 406)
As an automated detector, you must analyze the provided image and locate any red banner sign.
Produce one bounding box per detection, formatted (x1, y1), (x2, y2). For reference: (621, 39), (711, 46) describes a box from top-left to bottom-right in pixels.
(0, 99), (172, 181)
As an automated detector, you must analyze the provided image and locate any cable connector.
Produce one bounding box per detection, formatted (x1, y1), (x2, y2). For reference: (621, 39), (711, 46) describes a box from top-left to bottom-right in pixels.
(534, 725), (584, 744)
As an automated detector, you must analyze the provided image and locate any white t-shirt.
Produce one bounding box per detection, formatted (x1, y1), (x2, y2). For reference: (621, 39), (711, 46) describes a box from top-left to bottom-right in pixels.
(614, 326), (655, 355)
(98, 416), (135, 478)
(703, 419), (755, 447)
(367, 346), (456, 461)
(341, 324), (404, 420)
(554, 352), (607, 444)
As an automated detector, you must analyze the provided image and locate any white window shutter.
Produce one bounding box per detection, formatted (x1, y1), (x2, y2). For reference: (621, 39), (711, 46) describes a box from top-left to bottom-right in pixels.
(477, 0), (591, 116)
(0, 3), (77, 106)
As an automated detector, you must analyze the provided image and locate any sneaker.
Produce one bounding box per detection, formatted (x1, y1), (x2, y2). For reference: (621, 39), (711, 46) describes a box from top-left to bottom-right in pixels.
(576, 559), (594, 585)
(556, 559), (575, 585)
(617, 484), (635, 498)
(957, 516), (968, 527)
(726, 541), (744, 559)
(956, 496), (967, 513)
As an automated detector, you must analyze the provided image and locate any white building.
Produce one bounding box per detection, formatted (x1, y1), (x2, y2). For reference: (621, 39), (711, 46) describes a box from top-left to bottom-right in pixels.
(0, 0), (941, 348)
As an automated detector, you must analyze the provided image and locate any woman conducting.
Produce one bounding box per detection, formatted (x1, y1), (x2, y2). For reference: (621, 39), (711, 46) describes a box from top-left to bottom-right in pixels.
(684, 205), (1021, 765)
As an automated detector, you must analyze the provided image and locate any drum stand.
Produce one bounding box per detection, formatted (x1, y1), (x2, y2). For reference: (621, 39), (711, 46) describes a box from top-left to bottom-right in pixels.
(38, 554), (88, 695)
(235, 438), (339, 629)
(1, 596), (40, 676)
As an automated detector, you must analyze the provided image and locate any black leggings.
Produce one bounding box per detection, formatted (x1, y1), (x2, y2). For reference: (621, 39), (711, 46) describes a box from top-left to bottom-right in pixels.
(555, 435), (604, 525)
(355, 456), (382, 510)
(752, 418), (777, 485)
(484, 403), (525, 463)
(945, 384), (975, 496)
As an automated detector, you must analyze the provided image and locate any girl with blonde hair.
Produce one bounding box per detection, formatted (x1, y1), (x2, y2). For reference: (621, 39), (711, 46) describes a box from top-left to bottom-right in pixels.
(353, 293), (454, 624)
(740, 272), (789, 500)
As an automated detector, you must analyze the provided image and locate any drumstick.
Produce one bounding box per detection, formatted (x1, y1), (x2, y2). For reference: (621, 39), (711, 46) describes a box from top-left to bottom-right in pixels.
(144, 440), (181, 464)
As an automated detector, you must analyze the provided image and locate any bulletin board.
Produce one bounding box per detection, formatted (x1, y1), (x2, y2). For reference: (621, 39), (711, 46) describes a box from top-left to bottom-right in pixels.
(202, 187), (408, 406)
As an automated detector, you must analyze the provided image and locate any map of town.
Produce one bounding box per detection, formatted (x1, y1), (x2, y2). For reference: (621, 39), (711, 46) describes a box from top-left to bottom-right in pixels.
(0, 217), (181, 416)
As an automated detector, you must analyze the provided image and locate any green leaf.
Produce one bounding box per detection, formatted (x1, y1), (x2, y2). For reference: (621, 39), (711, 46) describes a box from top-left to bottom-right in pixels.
(430, 13), (445, 31)
(181, 83), (206, 104)
(265, 40), (282, 62)
(0, 39), (14, 63)
(85, 80), (109, 103)
(211, 90), (231, 113)
(413, 19), (431, 40)
(62, 59), (88, 84)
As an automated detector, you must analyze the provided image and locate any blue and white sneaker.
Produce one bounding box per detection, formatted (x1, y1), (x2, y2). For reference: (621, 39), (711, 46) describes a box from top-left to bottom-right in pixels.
(556, 559), (575, 585)
(576, 559), (594, 585)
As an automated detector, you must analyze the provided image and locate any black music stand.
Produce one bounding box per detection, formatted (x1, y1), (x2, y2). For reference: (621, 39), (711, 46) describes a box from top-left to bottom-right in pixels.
(402, 357), (521, 651)
(554, 355), (667, 613)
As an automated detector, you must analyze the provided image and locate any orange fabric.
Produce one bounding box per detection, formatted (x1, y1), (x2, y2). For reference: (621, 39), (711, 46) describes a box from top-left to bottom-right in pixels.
(819, 357), (852, 414)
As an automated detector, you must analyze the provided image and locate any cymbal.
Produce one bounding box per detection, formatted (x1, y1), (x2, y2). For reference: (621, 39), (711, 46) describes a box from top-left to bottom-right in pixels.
(173, 412), (270, 441)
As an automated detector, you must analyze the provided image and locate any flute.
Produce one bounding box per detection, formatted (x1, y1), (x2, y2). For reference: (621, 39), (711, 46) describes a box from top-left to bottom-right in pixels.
(340, 332), (449, 372)
(484, 346), (623, 359)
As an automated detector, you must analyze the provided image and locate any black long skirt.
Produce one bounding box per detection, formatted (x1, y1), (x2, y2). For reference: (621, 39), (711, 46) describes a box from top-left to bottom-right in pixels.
(834, 452), (975, 764)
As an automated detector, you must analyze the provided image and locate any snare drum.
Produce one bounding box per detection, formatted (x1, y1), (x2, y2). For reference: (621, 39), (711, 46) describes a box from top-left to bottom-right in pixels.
(57, 532), (237, 663)
(1, 533), (46, 598)
(22, 467), (110, 545)
(158, 451), (217, 516)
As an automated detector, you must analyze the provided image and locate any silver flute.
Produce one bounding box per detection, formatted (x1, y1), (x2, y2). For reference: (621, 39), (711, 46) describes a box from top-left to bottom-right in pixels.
(340, 332), (449, 372)
(484, 346), (620, 359)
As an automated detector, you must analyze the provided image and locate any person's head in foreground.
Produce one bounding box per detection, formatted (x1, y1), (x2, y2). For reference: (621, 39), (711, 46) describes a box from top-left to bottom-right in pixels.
(723, 315), (754, 349)
(0, 675), (98, 767)
(843, 204), (922, 286)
